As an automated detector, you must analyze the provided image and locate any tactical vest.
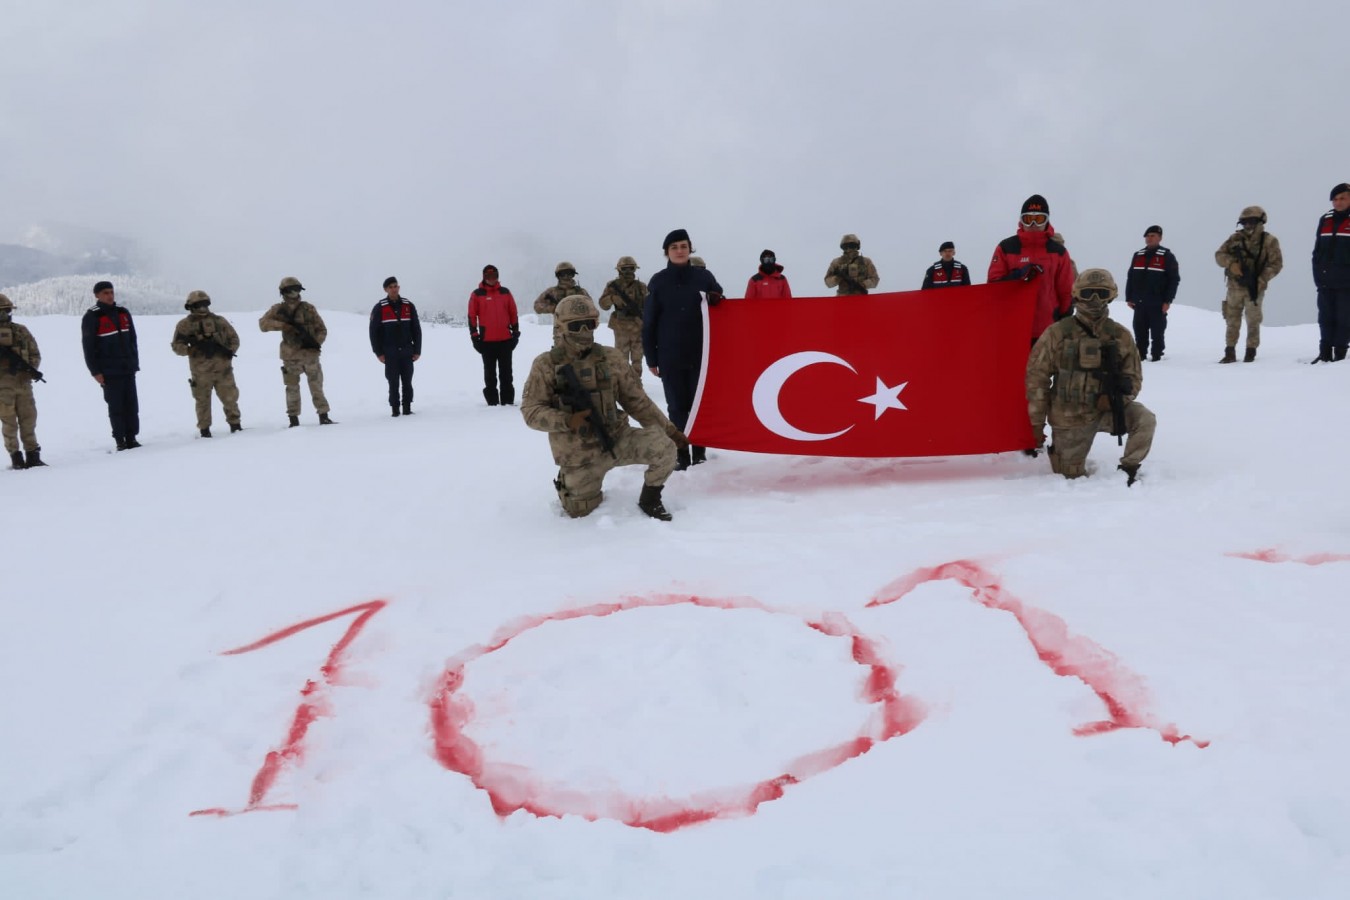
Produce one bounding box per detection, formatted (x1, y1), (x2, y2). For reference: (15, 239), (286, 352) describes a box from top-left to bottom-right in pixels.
(550, 346), (621, 443)
(1053, 321), (1118, 408)
(606, 280), (644, 317)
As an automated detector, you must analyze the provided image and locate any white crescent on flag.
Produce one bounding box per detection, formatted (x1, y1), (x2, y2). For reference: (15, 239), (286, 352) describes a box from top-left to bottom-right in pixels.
(751, 351), (857, 442)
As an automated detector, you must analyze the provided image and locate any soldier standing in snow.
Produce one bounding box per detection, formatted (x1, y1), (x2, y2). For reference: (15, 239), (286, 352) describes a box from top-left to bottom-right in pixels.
(1215, 206), (1283, 363)
(259, 276), (336, 426)
(81, 280), (142, 451)
(170, 290), (242, 437)
(921, 241), (971, 289)
(1311, 182), (1350, 363)
(522, 294), (687, 520)
(0, 293), (46, 469)
(533, 262), (590, 315)
(824, 234), (880, 295)
(597, 256), (648, 380)
(1125, 225), (1180, 362)
(1026, 269), (1155, 486)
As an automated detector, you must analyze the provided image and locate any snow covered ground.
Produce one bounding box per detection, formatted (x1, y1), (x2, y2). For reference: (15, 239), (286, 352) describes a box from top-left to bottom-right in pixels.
(2, 302), (1348, 899)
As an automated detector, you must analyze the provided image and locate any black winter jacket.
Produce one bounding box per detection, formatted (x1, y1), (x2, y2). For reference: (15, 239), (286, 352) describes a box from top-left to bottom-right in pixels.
(1124, 246), (1181, 305)
(642, 263), (724, 371)
(369, 297), (422, 356)
(1313, 210), (1350, 290)
(81, 302), (139, 376)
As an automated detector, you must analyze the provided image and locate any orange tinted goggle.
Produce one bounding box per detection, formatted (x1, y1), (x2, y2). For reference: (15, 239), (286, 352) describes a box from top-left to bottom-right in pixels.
(1021, 213), (1048, 226)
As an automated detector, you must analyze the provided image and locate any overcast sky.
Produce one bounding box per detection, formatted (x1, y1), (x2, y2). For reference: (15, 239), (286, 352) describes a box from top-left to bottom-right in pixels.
(1, 0), (1342, 323)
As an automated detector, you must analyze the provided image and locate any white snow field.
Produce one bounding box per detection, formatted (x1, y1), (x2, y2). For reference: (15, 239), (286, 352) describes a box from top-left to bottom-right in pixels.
(2, 300), (1348, 899)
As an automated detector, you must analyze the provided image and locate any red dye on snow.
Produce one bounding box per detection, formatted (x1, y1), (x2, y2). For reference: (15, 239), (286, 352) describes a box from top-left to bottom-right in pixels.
(427, 593), (925, 832)
(191, 599), (388, 817)
(868, 561), (1208, 748)
(1226, 548), (1350, 566)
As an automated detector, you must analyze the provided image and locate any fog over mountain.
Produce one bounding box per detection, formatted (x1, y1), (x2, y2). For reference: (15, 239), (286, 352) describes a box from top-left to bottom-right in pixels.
(1, 1), (1342, 323)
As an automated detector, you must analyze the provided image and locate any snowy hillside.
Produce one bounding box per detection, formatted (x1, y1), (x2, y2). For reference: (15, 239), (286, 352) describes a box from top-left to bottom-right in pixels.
(1, 303), (1347, 899)
(0, 273), (184, 316)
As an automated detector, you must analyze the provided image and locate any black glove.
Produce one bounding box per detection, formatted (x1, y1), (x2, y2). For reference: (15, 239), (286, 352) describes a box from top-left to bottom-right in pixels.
(1003, 264), (1044, 282)
(706, 291), (724, 307)
(471, 334), (484, 354)
(508, 336), (519, 351)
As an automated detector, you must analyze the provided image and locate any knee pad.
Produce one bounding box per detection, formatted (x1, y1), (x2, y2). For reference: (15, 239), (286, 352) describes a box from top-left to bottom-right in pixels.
(555, 477), (603, 518)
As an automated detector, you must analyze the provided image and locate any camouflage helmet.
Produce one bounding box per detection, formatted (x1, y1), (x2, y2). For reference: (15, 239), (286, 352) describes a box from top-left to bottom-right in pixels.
(0, 293), (12, 312)
(555, 261), (578, 276)
(840, 233), (861, 248)
(615, 256), (639, 271)
(1238, 205), (1267, 224)
(184, 289), (211, 310)
(1072, 268), (1118, 301)
(554, 293), (599, 325)
(278, 276), (304, 293)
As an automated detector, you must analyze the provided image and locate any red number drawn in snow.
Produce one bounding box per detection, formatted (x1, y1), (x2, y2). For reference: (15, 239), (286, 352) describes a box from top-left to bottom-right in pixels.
(190, 599), (388, 818)
(1226, 548), (1350, 566)
(868, 560), (1208, 747)
(428, 593), (926, 833)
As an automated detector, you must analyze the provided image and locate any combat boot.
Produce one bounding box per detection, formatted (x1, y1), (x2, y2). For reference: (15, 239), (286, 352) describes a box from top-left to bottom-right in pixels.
(391, 405), (400, 417)
(1118, 463), (1140, 487)
(1243, 347), (1257, 363)
(637, 484), (673, 521)
(9, 450), (25, 470)
(319, 413), (337, 425)
(675, 446), (691, 471)
(1219, 346), (1237, 364)
(483, 387), (499, 406)
(1335, 347), (1348, 362)
(288, 415), (300, 428)
(1312, 344), (1332, 364)
(200, 427), (212, 438)
(691, 445), (707, 465)
(124, 437), (142, 449)
(116, 437), (129, 451)
(403, 401), (413, 415)
(24, 449), (46, 467)
(229, 422), (242, 433)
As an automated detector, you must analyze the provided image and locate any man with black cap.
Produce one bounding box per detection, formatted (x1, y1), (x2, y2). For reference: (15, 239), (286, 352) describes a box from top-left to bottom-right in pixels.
(1312, 182), (1350, 363)
(988, 194), (1076, 342)
(745, 249), (792, 299)
(81, 280), (142, 450)
(1125, 226), (1181, 362)
(921, 242), (971, 290)
(643, 228), (725, 469)
(468, 265), (520, 405)
(370, 277), (422, 416)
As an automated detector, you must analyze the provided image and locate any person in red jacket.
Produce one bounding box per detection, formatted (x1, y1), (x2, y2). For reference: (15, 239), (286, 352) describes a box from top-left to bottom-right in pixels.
(987, 194), (1076, 341)
(744, 249), (792, 299)
(467, 265), (520, 405)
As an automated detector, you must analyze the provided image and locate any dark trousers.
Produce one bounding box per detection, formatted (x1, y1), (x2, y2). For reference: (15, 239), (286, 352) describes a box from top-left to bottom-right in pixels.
(384, 354), (414, 407)
(1132, 303), (1167, 359)
(659, 365), (700, 431)
(481, 341), (515, 405)
(102, 373), (140, 440)
(1317, 286), (1350, 349)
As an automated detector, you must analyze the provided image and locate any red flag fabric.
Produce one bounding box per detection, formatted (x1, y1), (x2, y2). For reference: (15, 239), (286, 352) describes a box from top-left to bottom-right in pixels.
(684, 282), (1038, 457)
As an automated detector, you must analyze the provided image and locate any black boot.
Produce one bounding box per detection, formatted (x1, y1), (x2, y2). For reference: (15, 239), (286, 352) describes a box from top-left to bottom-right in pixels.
(1219, 346), (1237, 364)
(501, 390), (514, 406)
(116, 437), (129, 451)
(1243, 347), (1257, 363)
(24, 448), (46, 467)
(1313, 344), (1332, 364)
(403, 401), (413, 415)
(637, 484), (673, 521)
(200, 427), (212, 438)
(691, 445), (707, 465)
(483, 387), (499, 406)
(124, 437), (142, 449)
(1118, 463), (1140, 487)
(229, 422), (242, 433)
(1335, 347), (1348, 362)
(391, 406), (400, 417)
(675, 446), (691, 471)
(288, 415), (300, 428)
(9, 450), (25, 470)
(319, 413), (337, 425)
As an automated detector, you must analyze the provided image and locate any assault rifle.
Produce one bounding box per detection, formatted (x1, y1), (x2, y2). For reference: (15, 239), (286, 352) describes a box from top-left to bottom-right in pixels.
(611, 283), (643, 317)
(0, 344), (45, 382)
(834, 266), (869, 295)
(1228, 238), (1261, 302)
(559, 363), (615, 457)
(1098, 341), (1133, 446)
(191, 334), (236, 359)
(280, 306), (322, 350)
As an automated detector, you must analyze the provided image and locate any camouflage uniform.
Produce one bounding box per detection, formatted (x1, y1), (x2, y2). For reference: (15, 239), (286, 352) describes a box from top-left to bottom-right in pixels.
(0, 294), (43, 467)
(1026, 269), (1156, 483)
(521, 295), (684, 520)
(597, 255), (648, 380)
(824, 233), (880, 295)
(171, 291), (242, 434)
(1214, 206), (1283, 360)
(258, 277), (332, 420)
(533, 261), (591, 315)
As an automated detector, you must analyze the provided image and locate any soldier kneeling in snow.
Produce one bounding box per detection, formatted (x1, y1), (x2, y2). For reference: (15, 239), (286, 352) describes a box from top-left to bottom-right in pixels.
(1026, 268), (1156, 486)
(522, 295), (689, 520)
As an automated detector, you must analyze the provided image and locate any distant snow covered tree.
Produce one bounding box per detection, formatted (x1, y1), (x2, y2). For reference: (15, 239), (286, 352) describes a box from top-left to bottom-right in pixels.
(0, 274), (184, 316)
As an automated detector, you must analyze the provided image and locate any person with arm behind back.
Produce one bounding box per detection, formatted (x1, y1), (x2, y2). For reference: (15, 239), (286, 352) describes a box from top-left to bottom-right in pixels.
(370, 276), (421, 416)
(81, 280), (141, 451)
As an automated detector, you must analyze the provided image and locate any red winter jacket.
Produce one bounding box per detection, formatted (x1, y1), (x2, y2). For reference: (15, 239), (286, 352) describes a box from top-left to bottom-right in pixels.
(467, 282), (519, 342)
(744, 266), (793, 299)
(987, 224), (1076, 338)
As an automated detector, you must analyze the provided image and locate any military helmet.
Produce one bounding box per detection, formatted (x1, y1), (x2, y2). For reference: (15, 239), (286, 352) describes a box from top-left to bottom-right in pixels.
(840, 233), (861, 248)
(0, 293), (13, 312)
(184, 289), (211, 310)
(615, 255), (639, 270)
(554, 293), (599, 324)
(555, 261), (578, 276)
(1072, 268), (1118, 300)
(278, 276), (304, 292)
(1238, 205), (1267, 224)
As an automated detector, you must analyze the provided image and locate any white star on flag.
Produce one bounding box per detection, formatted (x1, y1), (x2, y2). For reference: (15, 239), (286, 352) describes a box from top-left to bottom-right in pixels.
(858, 377), (908, 420)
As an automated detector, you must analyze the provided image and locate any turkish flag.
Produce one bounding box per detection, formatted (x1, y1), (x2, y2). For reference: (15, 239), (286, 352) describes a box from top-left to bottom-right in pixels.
(684, 282), (1038, 457)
